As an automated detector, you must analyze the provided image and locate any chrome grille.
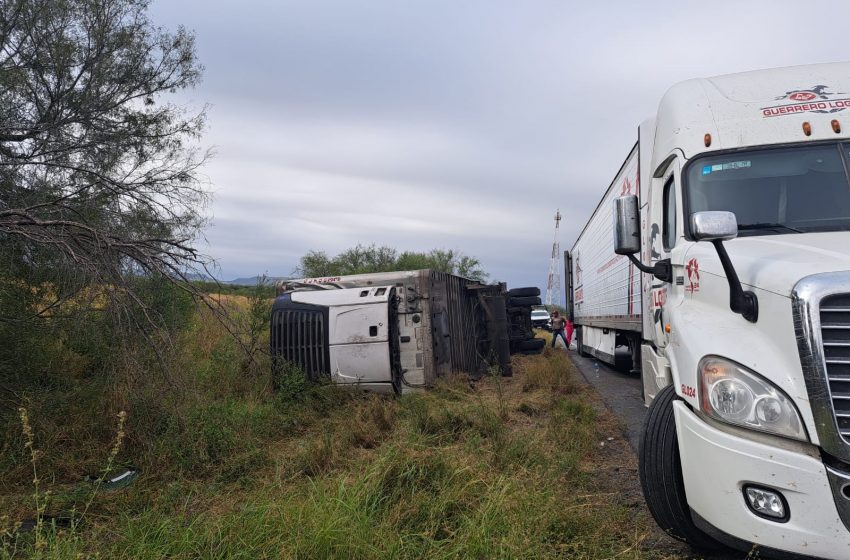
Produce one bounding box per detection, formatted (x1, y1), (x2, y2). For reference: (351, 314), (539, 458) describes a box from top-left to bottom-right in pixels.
(820, 294), (850, 440)
(271, 308), (327, 379)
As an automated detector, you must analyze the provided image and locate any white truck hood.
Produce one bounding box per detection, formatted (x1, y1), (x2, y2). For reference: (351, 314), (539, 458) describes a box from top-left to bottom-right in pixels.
(684, 231), (850, 297)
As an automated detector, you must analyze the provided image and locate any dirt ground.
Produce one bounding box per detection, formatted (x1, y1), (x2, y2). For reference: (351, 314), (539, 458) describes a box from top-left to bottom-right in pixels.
(564, 348), (759, 560)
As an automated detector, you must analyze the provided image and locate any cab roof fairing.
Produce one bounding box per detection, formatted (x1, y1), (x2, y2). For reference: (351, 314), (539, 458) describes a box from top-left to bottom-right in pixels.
(651, 61), (850, 175)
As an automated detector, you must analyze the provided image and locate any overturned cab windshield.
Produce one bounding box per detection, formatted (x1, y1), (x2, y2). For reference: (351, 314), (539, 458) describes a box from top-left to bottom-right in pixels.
(686, 143), (850, 236)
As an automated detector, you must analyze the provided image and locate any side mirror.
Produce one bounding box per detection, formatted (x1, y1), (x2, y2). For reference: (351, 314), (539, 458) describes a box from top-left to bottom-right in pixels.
(614, 195), (640, 255)
(612, 194), (672, 283)
(690, 210), (757, 323)
(691, 211), (738, 242)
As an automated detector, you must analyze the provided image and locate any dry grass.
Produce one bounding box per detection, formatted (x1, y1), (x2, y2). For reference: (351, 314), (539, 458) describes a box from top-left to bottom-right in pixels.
(0, 309), (687, 560)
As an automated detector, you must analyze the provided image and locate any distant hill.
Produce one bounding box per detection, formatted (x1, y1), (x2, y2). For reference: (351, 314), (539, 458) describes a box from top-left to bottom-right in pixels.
(185, 273), (289, 286)
(227, 276), (289, 286)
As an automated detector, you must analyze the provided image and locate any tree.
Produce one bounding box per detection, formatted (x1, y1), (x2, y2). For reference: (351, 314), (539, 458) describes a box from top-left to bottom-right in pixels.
(295, 244), (488, 281)
(0, 0), (209, 326)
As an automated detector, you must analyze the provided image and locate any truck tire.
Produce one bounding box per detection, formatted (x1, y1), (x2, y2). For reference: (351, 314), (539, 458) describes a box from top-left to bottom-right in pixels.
(516, 338), (545, 351)
(639, 385), (723, 551)
(509, 296), (541, 307)
(576, 328), (589, 357)
(510, 328), (533, 342)
(507, 287), (540, 298)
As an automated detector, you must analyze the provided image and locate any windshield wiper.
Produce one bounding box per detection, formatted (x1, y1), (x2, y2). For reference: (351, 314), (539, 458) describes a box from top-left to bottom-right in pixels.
(738, 223), (803, 233)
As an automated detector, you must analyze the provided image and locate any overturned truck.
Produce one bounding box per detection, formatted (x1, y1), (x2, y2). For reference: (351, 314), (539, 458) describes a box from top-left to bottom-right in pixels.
(270, 270), (543, 394)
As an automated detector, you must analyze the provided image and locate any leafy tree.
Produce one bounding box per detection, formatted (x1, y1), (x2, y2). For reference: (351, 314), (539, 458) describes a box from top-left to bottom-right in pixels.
(333, 244), (398, 274)
(295, 250), (338, 278)
(455, 254), (487, 280)
(0, 0), (209, 327)
(295, 244), (488, 281)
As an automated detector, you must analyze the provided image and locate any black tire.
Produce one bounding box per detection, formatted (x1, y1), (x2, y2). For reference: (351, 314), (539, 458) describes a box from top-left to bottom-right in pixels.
(576, 328), (589, 357)
(508, 286), (540, 298)
(516, 338), (545, 351)
(509, 296), (542, 307)
(510, 329), (534, 342)
(507, 306), (530, 316)
(639, 385), (724, 551)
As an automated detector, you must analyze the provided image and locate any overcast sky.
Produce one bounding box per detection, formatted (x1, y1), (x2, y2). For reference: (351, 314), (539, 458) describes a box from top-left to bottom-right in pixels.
(151, 0), (850, 294)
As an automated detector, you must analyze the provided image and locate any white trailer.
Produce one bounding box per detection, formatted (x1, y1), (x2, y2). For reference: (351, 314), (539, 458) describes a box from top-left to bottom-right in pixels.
(567, 62), (850, 558)
(568, 143), (642, 369)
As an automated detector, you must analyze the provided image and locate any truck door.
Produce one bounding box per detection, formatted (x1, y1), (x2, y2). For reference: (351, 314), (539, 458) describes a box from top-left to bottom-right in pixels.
(648, 157), (682, 350)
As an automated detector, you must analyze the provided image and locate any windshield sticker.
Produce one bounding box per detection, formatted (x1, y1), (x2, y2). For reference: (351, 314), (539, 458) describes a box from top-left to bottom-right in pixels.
(762, 85), (850, 118)
(702, 161), (750, 175)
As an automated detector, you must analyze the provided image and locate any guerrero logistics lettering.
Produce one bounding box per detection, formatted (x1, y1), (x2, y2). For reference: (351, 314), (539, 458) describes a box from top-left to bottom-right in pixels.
(762, 98), (850, 117)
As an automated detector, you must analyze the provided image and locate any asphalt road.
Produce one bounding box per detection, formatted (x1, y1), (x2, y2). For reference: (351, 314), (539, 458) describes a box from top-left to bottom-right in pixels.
(567, 347), (646, 451)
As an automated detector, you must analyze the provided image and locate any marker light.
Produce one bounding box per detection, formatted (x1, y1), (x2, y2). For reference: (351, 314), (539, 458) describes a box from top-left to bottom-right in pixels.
(832, 119), (842, 134)
(802, 121), (812, 136)
(743, 485), (788, 522)
(698, 356), (807, 441)
(704, 133), (712, 147)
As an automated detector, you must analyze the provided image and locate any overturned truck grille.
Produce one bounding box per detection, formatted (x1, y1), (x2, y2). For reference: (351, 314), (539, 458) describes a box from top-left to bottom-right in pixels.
(819, 294), (850, 441)
(270, 305), (329, 380)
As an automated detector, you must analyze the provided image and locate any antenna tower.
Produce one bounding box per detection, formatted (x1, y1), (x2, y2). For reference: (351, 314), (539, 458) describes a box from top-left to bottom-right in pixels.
(545, 210), (562, 307)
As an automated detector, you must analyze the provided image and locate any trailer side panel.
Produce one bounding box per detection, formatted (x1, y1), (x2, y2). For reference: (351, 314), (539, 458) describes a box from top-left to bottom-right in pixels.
(571, 142), (642, 332)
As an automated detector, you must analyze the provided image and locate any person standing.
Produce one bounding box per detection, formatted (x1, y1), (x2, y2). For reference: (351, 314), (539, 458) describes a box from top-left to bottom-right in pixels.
(550, 311), (568, 349)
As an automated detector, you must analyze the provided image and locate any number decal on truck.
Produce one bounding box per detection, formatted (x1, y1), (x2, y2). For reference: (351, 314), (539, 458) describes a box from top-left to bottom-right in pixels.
(681, 384), (696, 398)
(650, 287), (667, 309)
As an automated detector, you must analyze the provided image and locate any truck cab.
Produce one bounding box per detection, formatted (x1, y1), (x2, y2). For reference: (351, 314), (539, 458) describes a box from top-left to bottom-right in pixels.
(607, 62), (850, 558)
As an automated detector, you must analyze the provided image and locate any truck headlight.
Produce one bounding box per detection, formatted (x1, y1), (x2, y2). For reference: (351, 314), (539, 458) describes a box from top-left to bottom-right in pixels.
(698, 356), (808, 442)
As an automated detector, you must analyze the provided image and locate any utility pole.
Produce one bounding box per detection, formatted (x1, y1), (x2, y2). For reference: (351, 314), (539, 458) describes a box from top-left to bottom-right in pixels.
(545, 209), (562, 307)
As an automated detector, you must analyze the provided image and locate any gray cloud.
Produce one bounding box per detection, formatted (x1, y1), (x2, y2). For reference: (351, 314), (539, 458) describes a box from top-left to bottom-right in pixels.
(152, 0), (850, 294)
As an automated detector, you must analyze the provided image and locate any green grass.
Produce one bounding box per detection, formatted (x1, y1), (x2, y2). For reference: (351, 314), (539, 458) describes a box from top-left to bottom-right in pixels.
(1, 305), (677, 559)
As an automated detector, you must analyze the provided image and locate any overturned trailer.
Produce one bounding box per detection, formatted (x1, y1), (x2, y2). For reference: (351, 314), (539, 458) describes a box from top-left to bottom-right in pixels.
(270, 270), (543, 394)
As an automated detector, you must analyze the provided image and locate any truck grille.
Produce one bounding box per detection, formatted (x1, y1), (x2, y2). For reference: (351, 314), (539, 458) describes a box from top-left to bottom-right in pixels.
(271, 308), (327, 379)
(819, 294), (850, 441)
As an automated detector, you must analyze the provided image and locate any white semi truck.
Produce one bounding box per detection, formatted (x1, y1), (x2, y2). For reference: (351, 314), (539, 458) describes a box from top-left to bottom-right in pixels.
(567, 62), (850, 558)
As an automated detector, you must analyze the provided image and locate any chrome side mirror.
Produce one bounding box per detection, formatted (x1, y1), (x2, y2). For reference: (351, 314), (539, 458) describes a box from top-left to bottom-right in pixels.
(613, 195), (640, 255)
(613, 195), (671, 283)
(691, 211), (738, 242)
(690, 210), (757, 323)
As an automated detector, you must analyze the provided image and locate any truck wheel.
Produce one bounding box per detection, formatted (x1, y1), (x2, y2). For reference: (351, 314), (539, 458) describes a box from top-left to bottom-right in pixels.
(507, 287), (540, 298)
(509, 295), (541, 307)
(516, 338), (545, 351)
(576, 328), (589, 357)
(639, 385), (723, 551)
(510, 329), (534, 342)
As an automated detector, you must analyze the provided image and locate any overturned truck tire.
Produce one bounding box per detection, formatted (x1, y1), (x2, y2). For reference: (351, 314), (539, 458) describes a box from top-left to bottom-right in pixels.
(510, 337), (545, 355)
(507, 286), (541, 298)
(516, 337), (545, 351)
(509, 295), (542, 307)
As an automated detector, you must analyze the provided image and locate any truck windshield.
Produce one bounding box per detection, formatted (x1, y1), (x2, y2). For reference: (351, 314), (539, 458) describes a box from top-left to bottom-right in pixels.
(685, 143), (850, 236)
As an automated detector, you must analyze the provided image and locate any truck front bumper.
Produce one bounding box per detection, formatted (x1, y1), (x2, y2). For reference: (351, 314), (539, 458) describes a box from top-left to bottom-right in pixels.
(674, 402), (850, 559)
